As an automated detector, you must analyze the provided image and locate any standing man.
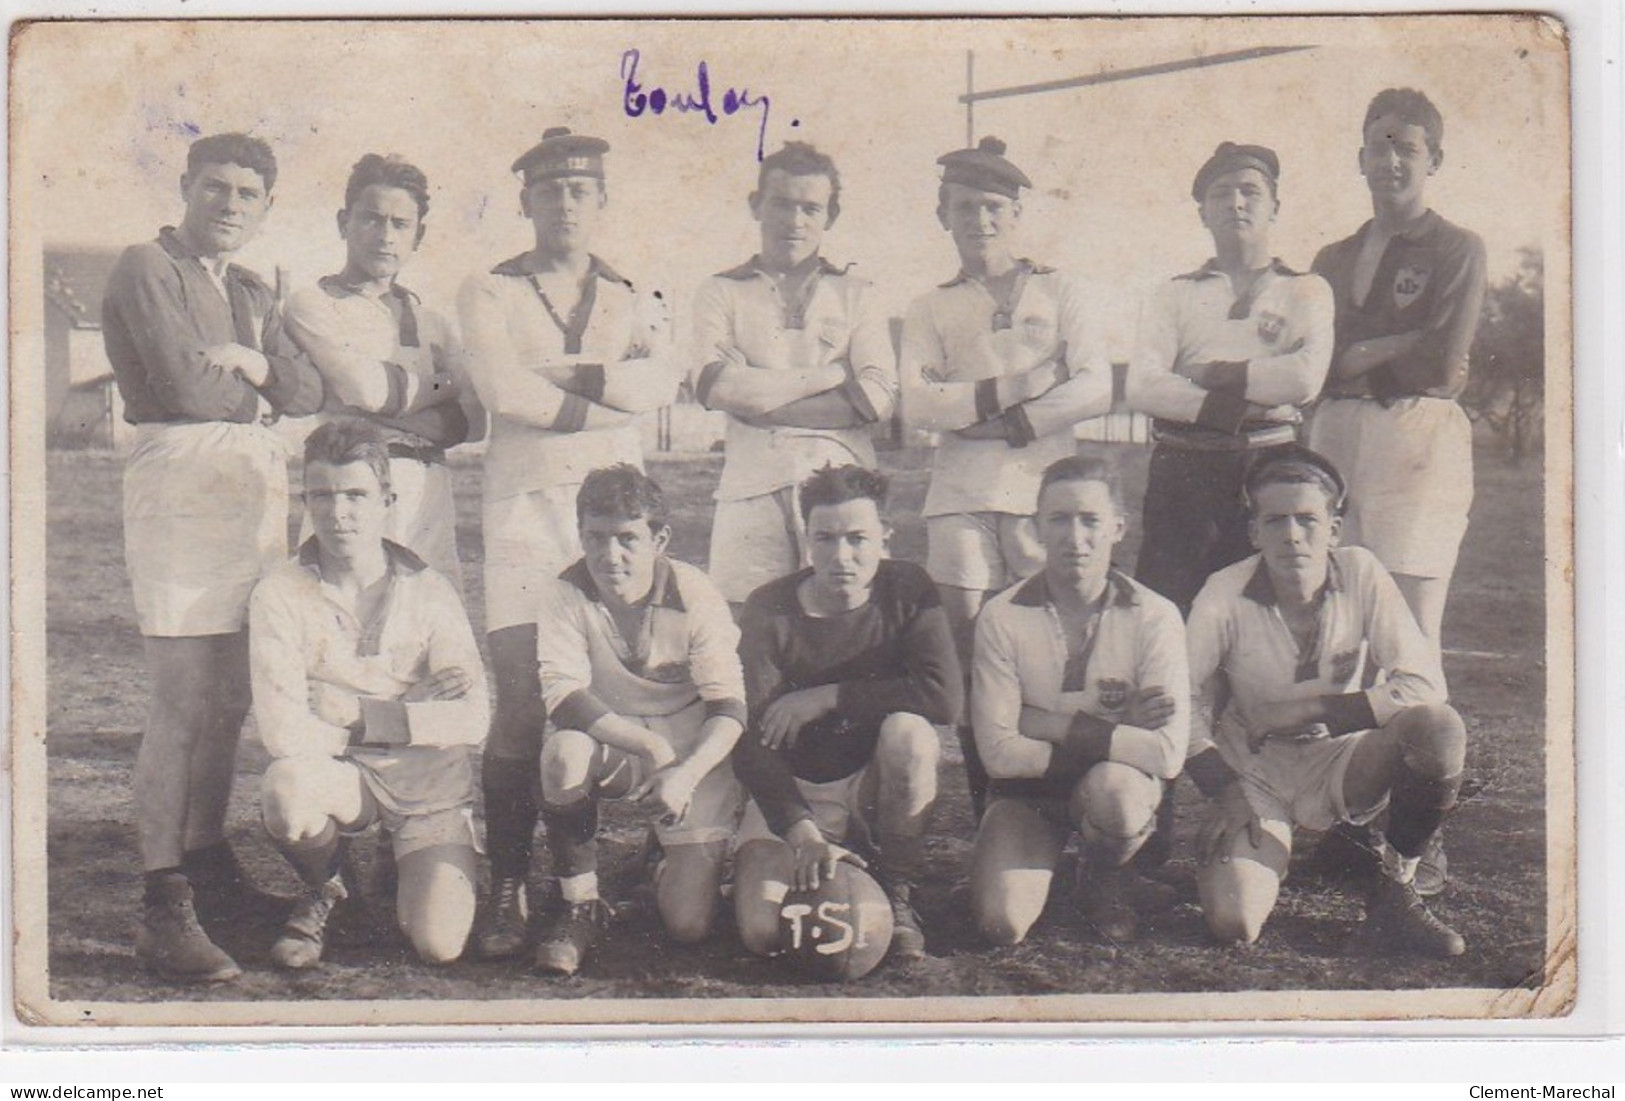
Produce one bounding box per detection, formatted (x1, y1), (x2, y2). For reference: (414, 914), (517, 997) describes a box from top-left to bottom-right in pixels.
(1184, 447), (1467, 957)
(688, 141), (899, 611)
(732, 465), (961, 963)
(1306, 90), (1486, 895)
(531, 465), (747, 976)
(285, 152), (482, 585)
(101, 132), (325, 982)
(899, 135), (1112, 820)
(251, 419), (488, 969)
(969, 457), (1188, 946)
(459, 127), (682, 959)
(1125, 142), (1334, 617)
(1308, 89), (1487, 656)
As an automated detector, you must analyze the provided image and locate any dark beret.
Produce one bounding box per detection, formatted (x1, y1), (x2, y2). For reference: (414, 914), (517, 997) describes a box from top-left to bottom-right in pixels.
(1191, 142), (1280, 201)
(1243, 443), (1347, 512)
(937, 135), (1032, 200)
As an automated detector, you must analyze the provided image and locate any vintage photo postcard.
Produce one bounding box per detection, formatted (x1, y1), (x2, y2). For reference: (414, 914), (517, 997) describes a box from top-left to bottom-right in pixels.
(8, 13), (1573, 1030)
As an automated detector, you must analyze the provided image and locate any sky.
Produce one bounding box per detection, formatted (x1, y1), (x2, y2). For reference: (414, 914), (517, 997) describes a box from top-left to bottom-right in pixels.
(14, 16), (1567, 360)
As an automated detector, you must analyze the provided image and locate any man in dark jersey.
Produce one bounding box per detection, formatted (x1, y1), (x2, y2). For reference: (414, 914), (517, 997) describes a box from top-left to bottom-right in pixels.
(732, 464), (961, 964)
(1305, 88), (1487, 896)
(101, 132), (325, 983)
(1307, 88), (1487, 658)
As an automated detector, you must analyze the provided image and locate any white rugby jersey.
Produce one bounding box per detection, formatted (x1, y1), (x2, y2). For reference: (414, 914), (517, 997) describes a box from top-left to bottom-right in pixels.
(536, 555), (747, 733)
(972, 569), (1190, 783)
(900, 262), (1111, 516)
(1186, 546), (1445, 771)
(1126, 259), (1333, 436)
(688, 256), (897, 502)
(459, 255), (671, 501)
(249, 540), (490, 810)
(285, 278), (477, 440)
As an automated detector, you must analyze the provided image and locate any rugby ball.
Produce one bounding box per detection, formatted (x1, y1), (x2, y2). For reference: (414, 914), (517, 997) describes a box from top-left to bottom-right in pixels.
(777, 863), (895, 982)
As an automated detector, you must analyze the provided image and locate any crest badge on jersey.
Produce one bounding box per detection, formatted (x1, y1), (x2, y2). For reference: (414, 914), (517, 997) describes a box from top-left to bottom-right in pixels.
(1255, 311), (1286, 345)
(1096, 678), (1130, 712)
(1330, 647), (1362, 685)
(1393, 266), (1430, 310)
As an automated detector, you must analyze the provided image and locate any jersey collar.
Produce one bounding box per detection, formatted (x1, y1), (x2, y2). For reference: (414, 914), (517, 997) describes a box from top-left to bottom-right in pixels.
(558, 555), (686, 612)
(157, 226), (261, 287)
(297, 536), (428, 577)
(715, 254), (849, 281)
(489, 252), (632, 288)
(317, 274), (421, 305)
(1173, 257), (1303, 282)
(1240, 551), (1346, 606)
(1353, 209), (1443, 247)
(938, 257), (1053, 289)
(1010, 567), (1139, 610)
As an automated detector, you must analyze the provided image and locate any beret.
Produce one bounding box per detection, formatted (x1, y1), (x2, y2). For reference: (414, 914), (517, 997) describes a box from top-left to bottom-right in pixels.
(1243, 443), (1348, 512)
(937, 135), (1032, 200)
(1191, 141), (1279, 201)
(512, 126), (609, 184)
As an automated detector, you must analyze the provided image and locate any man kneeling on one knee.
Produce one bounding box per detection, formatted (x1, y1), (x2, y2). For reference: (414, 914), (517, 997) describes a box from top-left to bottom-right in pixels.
(969, 456), (1189, 946)
(732, 464), (962, 963)
(533, 464), (749, 976)
(1185, 445), (1467, 957)
(252, 418), (489, 968)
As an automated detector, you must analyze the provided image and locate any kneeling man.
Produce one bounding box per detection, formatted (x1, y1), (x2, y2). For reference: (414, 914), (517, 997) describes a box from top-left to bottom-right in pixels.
(969, 457), (1188, 946)
(732, 464), (961, 963)
(1185, 446), (1466, 956)
(251, 418), (489, 968)
(533, 465), (748, 975)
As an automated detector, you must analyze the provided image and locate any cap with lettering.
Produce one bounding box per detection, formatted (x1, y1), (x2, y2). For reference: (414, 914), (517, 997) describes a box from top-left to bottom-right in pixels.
(937, 136), (1032, 200)
(1191, 142), (1280, 201)
(512, 127), (610, 184)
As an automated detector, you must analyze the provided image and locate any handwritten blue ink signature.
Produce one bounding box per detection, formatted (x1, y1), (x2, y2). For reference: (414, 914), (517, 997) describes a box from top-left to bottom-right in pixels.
(622, 48), (791, 162)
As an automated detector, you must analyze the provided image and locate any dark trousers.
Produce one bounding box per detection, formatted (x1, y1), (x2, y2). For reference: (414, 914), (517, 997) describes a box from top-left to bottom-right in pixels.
(1135, 443), (1289, 615)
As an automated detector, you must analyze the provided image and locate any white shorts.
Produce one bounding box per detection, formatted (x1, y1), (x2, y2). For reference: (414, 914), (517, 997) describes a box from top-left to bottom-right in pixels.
(274, 752), (480, 860)
(926, 511), (1044, 593)
(709, 487), (804, 604)
(1234, 730), (1384, 834)
(566, 704), (745, 846)
(482, 485), (581, 631)
(1308, 397), (1473, 579)
(736, 768), (873, 850)
(123, 422), (290, 637)
(299, 455), (461, 587)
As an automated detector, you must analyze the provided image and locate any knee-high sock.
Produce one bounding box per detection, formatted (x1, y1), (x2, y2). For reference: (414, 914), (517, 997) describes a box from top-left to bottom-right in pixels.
(1386, 763), (1462, 858)
(483, 755), (540, 882)
(540, 795), (599, 881)
(276, 822), (345, 889)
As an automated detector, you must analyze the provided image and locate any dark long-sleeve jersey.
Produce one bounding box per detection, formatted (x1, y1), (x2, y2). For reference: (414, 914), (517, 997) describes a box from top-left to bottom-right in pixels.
(101, 227), (325, 425)
(1312, 210), (1487, 401)
(732, 559), (961, 836)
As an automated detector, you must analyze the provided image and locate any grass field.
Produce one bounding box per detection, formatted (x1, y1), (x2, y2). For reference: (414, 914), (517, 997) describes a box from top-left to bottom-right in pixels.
(40, 442), (1550, 1014)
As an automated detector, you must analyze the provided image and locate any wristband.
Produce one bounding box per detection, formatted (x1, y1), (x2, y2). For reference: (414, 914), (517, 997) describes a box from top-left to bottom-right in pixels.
(1186, 746), (1236, 798)
(1042, 711), (1114, 784)
(974, 377), (1002, 422)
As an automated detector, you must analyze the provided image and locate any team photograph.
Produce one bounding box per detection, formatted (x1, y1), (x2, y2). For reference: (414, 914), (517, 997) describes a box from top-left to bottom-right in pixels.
(10, 15), (1571, 1026)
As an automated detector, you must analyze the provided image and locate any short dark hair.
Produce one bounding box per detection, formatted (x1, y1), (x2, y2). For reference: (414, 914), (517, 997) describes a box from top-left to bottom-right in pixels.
(1363, 87), (1444, 155)
(1243, 453), (1347, 516)
(1037, 455), (1123, 513)
(757, 141), (841, 222)
(798, 463), (888, 525)
(187, 133), (277, 192)
(576, 463), (668, 533)
(344, 153), (430, 220)
(303, 417), (391, 494)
